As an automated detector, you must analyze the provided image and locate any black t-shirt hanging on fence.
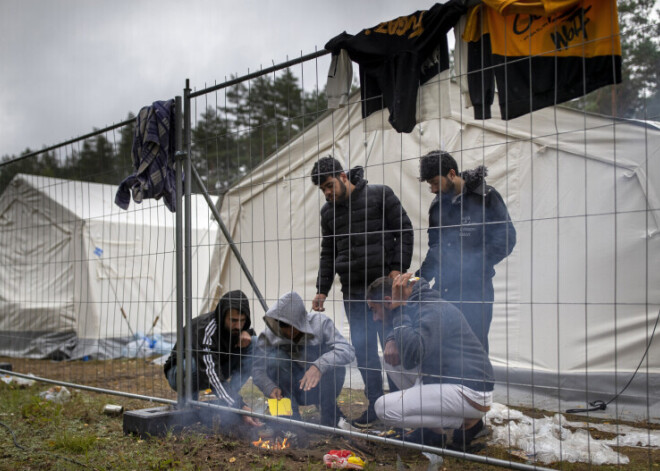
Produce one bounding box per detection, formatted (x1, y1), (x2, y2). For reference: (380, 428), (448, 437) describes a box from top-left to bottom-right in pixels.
(325, 0), (467, 133)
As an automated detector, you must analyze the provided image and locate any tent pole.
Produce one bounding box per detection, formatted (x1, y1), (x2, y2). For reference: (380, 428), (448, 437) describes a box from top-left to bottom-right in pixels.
(190, 166), (269, 313)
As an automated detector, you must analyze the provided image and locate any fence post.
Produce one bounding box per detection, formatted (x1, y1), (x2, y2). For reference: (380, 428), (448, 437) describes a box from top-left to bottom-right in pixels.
(174, 95), (185, 408)
(183, 80), (193, 403)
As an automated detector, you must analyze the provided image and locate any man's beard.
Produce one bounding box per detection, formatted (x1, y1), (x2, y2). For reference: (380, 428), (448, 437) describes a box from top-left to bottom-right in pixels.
(327, 180), (347, 202)
(442, 178), (455, 195)
(224, 328), (242, 346)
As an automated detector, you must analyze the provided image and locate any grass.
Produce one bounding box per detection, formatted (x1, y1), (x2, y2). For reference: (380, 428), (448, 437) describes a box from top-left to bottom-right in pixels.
(51, 431), (97, 454)
(0, 378), (658, 470)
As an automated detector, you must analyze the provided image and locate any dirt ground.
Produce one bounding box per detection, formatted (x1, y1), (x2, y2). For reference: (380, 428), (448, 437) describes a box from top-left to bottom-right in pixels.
(1, 356), (658, 470)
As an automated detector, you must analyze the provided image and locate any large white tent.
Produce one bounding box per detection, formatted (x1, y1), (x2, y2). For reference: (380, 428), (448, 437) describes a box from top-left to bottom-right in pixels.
(209, 78), (660, 420)
(0, 174), (217, 360)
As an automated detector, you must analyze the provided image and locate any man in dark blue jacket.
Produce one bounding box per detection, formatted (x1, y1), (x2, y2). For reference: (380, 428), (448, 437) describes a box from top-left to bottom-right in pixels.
(311, 156), (414, 427)
(367, 273), (494, 451)
(417, 151), (516, 352)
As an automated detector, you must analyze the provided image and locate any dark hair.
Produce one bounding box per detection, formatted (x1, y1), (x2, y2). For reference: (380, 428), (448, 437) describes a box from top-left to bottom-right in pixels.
(366, 276), (393, 302)
(311, 156), (344, 186)
(419, 151), (458, 182)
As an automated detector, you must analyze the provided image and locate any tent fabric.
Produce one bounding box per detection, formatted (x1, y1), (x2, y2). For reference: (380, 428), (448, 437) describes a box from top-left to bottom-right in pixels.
(0, 174), (217, 360)
(209, 76), (660, 420)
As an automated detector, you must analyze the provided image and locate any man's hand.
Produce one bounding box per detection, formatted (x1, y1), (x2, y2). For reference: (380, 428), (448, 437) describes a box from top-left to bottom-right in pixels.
(241, 405), (264, 427)
(383, 339), (400, 366)
(312, 293), (327, 311)
(269, 387), (283, 400)
(237, 331), (252, 348)
(388, 270), (401, 279)
(391, 273), (416, 308)
(299, 365), (321, 391)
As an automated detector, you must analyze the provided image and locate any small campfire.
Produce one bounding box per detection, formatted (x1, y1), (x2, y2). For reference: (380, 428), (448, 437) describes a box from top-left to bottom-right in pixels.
(252, 436), (290, 450)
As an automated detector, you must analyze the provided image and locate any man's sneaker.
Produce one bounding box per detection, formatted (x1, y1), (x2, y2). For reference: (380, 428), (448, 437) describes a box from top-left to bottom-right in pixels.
(337, 417), (361, 432)
(449, 419), (485, 453)
(320, 406), (346, 428)
(351, 405), (379, 428)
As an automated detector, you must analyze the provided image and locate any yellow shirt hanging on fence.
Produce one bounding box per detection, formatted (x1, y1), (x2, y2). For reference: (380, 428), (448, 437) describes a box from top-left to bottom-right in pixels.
(463, 0), (622, 119)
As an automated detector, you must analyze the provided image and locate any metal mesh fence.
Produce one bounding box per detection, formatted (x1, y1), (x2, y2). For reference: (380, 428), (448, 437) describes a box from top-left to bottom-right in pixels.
(1, 3), (659, 469)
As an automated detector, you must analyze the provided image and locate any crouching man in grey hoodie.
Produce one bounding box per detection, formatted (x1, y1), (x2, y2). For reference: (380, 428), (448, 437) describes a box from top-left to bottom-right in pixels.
(252, 292), (355, 427)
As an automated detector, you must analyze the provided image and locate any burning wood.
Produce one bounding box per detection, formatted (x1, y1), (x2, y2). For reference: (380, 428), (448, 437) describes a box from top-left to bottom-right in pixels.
(252, 436), (290, 450)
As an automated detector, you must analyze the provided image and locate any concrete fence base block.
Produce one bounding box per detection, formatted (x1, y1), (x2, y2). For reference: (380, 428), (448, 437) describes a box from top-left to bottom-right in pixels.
(123, 406), (205, 438)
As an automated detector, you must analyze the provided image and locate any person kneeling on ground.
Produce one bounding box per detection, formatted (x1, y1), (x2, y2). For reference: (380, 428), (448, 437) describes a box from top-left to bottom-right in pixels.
(252, 292), (355, 428)
(163, 290), (262, 428)
(366, 274), (494, 451)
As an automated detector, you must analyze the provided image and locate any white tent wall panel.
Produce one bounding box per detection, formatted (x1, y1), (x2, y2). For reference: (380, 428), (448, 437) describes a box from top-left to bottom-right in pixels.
(210, 82), (659, 418)
(0, 190), (78, 334)
(0, 174), (218, 359)
(83, 218), (176, 339)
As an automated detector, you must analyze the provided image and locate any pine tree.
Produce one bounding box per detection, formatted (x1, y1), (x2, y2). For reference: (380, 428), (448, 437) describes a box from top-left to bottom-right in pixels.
(72, 133), (116, 183)
(191, 106), (239, 193)
(113, 113), (137, 182)
(569, 0), (660, 118)
(196, 69), (327, 194)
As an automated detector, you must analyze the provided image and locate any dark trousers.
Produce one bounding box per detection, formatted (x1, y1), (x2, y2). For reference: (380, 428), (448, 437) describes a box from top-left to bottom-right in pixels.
(444, 281), (494, 353)
(344, 299), (397, 406)
(266, 350), (345, 424)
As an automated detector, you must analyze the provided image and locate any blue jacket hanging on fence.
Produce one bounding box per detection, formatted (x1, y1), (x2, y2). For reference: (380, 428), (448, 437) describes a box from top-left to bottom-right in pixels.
(115, 99), (178, 212)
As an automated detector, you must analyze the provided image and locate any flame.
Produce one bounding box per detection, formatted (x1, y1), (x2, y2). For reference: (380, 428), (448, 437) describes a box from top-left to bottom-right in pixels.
(252, 436), (290, 450)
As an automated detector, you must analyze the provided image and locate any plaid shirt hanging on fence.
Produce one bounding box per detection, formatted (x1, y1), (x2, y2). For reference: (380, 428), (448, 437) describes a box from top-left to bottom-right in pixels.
(115, 99), (178, 212)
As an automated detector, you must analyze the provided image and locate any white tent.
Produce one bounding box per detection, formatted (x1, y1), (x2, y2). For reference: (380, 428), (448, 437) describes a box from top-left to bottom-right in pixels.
(210, 78), (660, 420)
(0, 174), (217, 360)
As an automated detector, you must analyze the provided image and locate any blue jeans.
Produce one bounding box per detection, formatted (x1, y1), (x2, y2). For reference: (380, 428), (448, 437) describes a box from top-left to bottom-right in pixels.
(344, 299), (396, 406)
(266, 349), (345, 425)
(165, 336), (256, 401)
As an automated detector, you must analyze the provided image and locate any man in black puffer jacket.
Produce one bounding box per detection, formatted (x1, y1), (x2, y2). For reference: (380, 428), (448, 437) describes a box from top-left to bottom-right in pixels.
(417, 151), (516, 353)
(310, 156), (413, 428)
(163, 290), (261, 427)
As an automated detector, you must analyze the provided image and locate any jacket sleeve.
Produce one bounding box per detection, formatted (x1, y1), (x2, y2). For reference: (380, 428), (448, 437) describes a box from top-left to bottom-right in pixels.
(312, 317), (356, 374)
(200, 349), (244, 409)
(316, 210), (336, 295)
(417, 241), (440, 282)
(467, 33), (495, 120)
(198, 322), (245, 409)
(485, 188), (516, 268)
(383, 186), (414, 273)
(387, 305), (426, 371)
(251, 333), (279, 397)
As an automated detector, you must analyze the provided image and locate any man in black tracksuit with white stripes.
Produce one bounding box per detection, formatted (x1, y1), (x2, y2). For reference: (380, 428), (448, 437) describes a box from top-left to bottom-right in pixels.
(164, 290), (261, 427)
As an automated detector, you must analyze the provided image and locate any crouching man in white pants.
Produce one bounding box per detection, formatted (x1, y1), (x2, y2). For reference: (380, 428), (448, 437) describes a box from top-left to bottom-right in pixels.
(366, 273), (494, 451)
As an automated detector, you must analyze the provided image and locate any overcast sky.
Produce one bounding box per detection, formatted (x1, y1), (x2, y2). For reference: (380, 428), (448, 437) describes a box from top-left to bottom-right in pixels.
(1, 0), (439, 158)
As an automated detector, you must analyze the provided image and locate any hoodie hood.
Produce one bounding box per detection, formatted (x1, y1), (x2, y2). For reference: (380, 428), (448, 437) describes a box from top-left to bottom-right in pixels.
(460, 165), (488, 195)
(346, 165), (365, 186)
(408, 277), (439, 304)
(264, 292), (314, 339)
(342, 165), (367, 205)
(216, 290), (251, 342)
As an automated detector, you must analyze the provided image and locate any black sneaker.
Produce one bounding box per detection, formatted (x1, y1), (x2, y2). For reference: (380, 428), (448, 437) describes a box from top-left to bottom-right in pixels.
(449, 419), (485, 453)
(351, 405), (379, 428)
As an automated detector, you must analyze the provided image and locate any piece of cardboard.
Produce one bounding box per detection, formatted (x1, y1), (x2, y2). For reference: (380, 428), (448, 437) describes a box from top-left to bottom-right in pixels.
(268, 397), (293, 416)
